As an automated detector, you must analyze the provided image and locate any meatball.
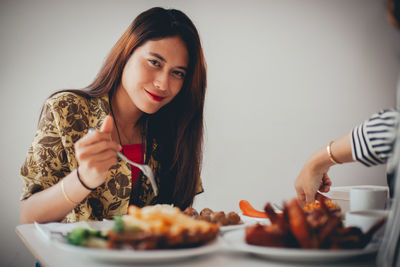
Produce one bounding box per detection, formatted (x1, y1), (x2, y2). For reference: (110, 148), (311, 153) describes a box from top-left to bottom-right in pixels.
(212, 211), (228, 226)
(183, 207), (199, 218)
(227, 211), (241, 225)
(197, 214), (212, 222)
(200, 208), (213, 217)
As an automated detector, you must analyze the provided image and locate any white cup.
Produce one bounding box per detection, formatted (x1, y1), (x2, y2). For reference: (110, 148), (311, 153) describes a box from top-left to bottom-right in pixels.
(345, 209), (389, 233)
(350, 187), (388, 211)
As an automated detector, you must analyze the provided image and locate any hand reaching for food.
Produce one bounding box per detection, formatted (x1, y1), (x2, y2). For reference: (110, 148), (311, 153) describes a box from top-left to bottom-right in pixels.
(294, 160), (333, 207)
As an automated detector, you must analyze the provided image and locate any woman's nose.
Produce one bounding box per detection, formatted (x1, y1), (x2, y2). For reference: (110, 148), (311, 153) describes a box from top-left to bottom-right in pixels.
(154, 71), (169, 90)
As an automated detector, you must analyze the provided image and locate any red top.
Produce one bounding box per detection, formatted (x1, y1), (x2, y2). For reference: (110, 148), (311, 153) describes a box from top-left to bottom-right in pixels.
(121, 144), (143, 184)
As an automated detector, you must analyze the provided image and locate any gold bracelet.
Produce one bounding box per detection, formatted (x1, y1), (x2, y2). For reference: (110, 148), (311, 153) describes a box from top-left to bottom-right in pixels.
(61, 179), (79, 205)
(327, 141), (342, 164)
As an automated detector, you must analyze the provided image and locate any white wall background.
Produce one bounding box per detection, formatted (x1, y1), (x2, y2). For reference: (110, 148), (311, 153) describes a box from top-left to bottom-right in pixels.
(1, 0), (399, 266)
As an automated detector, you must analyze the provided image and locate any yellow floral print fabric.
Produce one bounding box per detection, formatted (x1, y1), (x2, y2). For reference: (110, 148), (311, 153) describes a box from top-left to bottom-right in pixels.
(19, 92), (164, 222)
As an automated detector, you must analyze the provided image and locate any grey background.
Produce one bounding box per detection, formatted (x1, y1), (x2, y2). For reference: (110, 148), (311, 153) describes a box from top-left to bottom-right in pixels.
(1, 0), (400, 266)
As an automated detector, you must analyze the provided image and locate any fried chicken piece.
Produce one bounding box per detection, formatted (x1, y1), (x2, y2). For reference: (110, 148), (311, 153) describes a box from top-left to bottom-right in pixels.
(306, 209), (328, 229)
(245, 224), (286, 247)
(287, 199), (317, 248)
(264, 203), (281, 225)
(328, 227), (364, 249)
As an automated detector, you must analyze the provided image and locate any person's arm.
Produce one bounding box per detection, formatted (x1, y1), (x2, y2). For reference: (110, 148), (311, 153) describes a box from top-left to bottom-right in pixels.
(20, 112), (120, 224)
(294, 109), (398, 206)
(352, 109), (398, 166)
(294, 133), (354, 206)
(20, 170), (92, 223)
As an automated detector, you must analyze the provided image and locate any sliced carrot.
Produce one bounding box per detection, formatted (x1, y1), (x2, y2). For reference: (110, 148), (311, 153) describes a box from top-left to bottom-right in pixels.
(239, 200), (268, 218)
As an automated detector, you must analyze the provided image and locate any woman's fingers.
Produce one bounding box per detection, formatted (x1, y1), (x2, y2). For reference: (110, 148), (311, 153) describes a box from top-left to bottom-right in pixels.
(80, 153), (118, 173)
(294, 178), (307, 206)
(79, 147), (119, 164)
(295, 168), (317, 206)
(77, 140), (120, 158)
(305, 186), (317, 205)
(76, 130), (113, 148)
(316, 192), (331, 202)
(319, 173), (332, 192)
(75, 139), (120, 168)
(100, 115), (114, 133)
(76, 147), (119, 188)
(76, 115), (114, 148)
(72, 116), (117, 188)
(319, 185), (331, 193)
(297, 191), (307, 207)
(303, 174), (331, 205)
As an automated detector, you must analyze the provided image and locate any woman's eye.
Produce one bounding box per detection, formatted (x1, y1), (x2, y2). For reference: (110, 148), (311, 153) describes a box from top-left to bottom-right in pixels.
(149, 59), (160, 67)
(173, 71), (185, 79)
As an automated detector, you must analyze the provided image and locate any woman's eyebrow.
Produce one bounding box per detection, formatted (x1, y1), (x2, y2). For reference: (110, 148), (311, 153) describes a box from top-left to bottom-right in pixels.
(149, 52), (187, 71)
(150, 52), (166, 62)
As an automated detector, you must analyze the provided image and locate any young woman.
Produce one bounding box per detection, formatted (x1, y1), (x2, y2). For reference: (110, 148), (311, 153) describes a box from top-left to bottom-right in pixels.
(20, 7), (207, 223)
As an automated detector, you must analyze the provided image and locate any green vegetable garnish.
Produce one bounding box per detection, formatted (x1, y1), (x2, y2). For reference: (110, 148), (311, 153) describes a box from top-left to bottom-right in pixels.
(113, 215), (124, 233)
(67, 228), (90, 246)
(67, 228), (106, 246)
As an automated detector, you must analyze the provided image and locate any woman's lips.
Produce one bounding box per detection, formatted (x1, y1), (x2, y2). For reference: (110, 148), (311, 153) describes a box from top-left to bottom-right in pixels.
(145, 89), (164, 102)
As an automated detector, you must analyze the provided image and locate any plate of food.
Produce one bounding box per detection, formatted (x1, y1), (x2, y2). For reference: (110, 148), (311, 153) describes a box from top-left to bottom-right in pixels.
(43, 205), (221, 263)
(223, 198), (383, 263)
(223, 229), (377, 262)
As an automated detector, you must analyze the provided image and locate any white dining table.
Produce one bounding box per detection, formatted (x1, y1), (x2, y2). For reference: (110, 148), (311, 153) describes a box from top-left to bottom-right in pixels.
(16, 223), (378, 267)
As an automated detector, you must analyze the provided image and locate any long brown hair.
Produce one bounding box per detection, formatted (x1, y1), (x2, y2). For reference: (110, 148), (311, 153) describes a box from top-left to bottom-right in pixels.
(386, 0), (400, 27)
(50, 7), (207, 209)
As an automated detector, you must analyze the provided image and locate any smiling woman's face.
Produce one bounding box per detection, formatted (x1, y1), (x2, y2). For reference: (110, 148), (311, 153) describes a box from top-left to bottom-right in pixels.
(120, 36), (189, 114)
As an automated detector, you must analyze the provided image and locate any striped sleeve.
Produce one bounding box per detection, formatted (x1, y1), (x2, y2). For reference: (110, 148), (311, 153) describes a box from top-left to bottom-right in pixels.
(351, 109), (399, 167)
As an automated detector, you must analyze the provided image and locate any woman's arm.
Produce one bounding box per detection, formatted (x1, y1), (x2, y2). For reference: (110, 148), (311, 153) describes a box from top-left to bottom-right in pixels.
(20, 115), (120, 224)
(20, 170), (91, 224)
(352, 109), (398, 166)
(294, 109), (399, 206)
(294, 133), (354, 206)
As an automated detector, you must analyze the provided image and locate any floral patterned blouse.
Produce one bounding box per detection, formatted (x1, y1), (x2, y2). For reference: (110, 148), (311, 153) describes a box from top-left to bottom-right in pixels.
(20, 92), (202, 222)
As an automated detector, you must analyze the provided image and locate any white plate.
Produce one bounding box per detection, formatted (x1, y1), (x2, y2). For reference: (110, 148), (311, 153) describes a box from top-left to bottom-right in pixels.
(54, 236), (221, 263)
(37, 220), (221, 263)
(219, 223), (247, 233)
(240, 214), (270, 224)
(222, 229), (377, 263)
(219, 216), (270, 233)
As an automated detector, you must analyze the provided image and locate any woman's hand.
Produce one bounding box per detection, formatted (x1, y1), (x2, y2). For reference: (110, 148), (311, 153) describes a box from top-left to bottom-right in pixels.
(294, 134), (353, 206)
(74, 115), (121, 189)
(294, 149), (333, 206)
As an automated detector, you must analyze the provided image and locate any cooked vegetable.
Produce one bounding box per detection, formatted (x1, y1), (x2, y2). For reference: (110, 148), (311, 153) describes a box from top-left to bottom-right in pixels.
(67, 228), (107, 246)
(239, 200), (268, 218)
(113, 215), (124, 233)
